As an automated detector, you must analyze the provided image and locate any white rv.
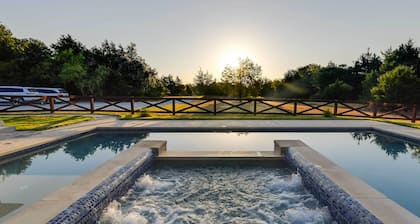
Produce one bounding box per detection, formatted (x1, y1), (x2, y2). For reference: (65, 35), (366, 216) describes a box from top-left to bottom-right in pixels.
(0, 86), (40, 104)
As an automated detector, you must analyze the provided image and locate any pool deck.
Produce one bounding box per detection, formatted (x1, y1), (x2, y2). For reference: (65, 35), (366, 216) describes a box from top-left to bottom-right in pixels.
(1, 118), (419, 160)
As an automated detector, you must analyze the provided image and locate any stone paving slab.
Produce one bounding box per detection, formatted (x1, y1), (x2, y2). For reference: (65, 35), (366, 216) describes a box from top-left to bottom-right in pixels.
(0, 120), (15, 133)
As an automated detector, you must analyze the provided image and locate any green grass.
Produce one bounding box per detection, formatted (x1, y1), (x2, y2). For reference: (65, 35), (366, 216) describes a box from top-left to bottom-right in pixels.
(125, 113), (342, 120)
(374, 119), (420, 129)
(0, 116), (95, 131)
(118, 109), (420, 129)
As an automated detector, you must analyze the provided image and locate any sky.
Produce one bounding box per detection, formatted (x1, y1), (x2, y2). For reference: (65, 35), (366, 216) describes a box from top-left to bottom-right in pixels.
(1, 0), (420, 83)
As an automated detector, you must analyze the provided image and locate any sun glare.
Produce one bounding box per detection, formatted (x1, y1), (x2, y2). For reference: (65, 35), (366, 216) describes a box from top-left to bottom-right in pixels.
(218, 48), (250, 70)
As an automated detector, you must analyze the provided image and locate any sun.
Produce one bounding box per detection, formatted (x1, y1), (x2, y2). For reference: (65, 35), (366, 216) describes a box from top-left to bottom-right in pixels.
(218, 48), (250, 70)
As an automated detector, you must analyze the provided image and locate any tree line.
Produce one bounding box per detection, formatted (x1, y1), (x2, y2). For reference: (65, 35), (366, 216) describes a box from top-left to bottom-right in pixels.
(1, 22), (419, 104)
(195, 43), (420, 104)
(0, 22), (169, 96)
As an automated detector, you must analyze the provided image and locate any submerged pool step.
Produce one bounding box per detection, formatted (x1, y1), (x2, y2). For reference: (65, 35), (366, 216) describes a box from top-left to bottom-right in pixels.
(155, 151), (285, 167)
(155, 150), (286, 167)
(157, 150), (283, 159)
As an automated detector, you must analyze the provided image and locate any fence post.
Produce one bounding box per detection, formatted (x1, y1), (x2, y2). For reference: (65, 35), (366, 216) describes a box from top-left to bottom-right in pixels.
(412, 104), (417, 123)
(253, 99), (257, 116)
(172, 99), (176, 115)
(372, 102), (377, 118)
(293, 100), (297, 115)
(130, 96), (135, 114)
(49, 97), (55, 113)
(213, 99), (217, 115)
(333, 100), (338, 116)
(89, 96), (95, 114)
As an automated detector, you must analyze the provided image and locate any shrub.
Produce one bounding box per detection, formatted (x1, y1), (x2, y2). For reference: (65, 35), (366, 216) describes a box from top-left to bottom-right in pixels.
(140, 109), (151, 117)
(323, 109), (333, 118)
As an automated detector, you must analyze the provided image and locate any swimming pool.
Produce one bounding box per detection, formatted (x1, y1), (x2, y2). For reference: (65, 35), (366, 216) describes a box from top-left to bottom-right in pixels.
(0, 133), (144, 220)
(1, 130), (419, 221)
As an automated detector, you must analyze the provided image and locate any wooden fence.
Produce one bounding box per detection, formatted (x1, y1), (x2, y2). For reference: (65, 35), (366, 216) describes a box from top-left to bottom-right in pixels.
(0, 95), (417, 122)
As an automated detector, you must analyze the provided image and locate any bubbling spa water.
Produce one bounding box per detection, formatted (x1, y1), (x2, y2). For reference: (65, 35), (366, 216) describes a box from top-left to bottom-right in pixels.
(99, 166), (333, 224)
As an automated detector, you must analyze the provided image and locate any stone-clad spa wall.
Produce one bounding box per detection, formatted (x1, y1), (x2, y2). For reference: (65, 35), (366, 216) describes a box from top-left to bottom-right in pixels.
(284, 145), (383, 224)
(48, 149), (155, 224)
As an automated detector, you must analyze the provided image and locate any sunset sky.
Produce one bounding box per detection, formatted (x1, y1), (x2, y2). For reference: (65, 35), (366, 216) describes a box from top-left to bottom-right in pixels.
(1, 0), (420, 83)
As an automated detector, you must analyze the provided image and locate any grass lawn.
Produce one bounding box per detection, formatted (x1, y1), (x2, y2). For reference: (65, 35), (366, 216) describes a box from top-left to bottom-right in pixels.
(376, 119), (420, 129)
(0, 116), (95, 131)
(125, 112), (339, 120)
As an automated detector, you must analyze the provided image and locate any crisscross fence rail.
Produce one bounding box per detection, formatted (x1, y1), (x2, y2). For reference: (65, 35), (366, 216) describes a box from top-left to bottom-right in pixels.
(0, 95), (417, 122)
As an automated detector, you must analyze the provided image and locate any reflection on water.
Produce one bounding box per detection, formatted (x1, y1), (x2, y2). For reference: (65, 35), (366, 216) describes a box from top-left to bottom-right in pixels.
(0, 159), (32, 181)
(351, 132), (420, 161)
(62, 133), (144, 161)
(0, 132), (148, 179)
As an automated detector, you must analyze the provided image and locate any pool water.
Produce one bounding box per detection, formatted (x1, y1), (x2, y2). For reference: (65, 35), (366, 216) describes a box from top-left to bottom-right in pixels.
(1, 131), (419, 220)
(0, 133), (144, 220)
(99, 166), (333, 224)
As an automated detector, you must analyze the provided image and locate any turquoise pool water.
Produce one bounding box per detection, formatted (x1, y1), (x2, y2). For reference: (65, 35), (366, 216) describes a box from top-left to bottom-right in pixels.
(100, 166), (333, 223)
(144, 132), (420, 217)
(1, 131), (419, 220)
(0, 133), (144, 220)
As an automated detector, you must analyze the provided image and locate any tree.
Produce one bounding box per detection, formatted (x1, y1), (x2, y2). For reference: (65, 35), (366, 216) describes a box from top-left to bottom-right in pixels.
(57, 49), (88, 94)
(193, 68), (215, 95)
(371, 65), (420, 104)
(312, 63), (363, 99)
(363, 41), (420, 102)
(51, 34), (86, 54)
(0, 23), (26, 85)
(144, 75), (169, 97)
(17, 38), (53, 85)
(161, 74), (184, 95)
(0, 23), (24, 61)
(194, 68), (214, 86)
(221, 58), (262, 98)
(320, 80), (353, 100)
(282, 64), (320, 98)
(82, 65), (111, 95)
(353, 48), (382, 75)
(360, 70), (380, 101)
(380, 40), (420, 76)
(91, 40), (158, 96)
